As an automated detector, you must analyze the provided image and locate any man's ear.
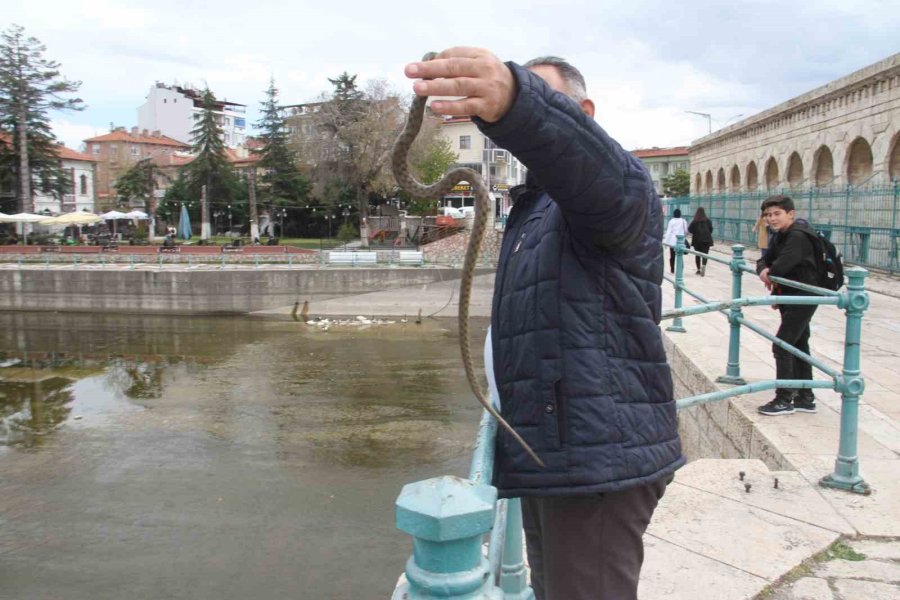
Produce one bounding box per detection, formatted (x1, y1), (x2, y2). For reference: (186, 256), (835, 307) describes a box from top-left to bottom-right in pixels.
(580, 99), (595, 118)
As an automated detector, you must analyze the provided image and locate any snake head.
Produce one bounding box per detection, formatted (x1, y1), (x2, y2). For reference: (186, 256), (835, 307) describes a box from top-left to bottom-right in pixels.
(421, 51), (438, 62)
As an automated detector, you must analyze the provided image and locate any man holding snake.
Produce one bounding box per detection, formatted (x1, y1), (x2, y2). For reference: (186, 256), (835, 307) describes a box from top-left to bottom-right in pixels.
(405, 48), (684, 600)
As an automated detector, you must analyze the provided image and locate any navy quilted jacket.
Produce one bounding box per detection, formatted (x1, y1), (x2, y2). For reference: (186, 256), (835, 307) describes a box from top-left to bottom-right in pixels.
(479, 63), (684, 497)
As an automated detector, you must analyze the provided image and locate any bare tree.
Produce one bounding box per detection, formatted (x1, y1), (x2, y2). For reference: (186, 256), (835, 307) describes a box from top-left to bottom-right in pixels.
(292, 78), (405, 218)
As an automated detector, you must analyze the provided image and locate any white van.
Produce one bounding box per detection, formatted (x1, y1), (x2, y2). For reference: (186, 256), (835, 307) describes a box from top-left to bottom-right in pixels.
(439, 206), (465, 219)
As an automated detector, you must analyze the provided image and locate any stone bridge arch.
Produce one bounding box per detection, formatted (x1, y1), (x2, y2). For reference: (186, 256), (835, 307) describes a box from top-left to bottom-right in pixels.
(765, 157), (780, 190)
(746, 161), (759, 190)
(813, 145), (835, 187)
(705, 170), (713, 193)
(730, 165), (741, 191)
(846, 137), (874, 186)
(717, 168), (726, 192)
(886, 131), (900, 182)
(787, 152), (804, 188)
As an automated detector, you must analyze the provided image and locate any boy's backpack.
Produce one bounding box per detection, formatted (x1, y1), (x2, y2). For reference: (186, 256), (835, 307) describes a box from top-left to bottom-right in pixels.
(797, 226), (844, 291)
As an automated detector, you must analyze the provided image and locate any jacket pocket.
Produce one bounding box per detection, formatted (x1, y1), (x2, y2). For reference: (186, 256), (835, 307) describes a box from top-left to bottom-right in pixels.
(541, 379), (565, 451)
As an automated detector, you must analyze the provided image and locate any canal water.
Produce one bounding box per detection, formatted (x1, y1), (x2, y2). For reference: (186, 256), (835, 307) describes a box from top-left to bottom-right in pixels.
(0, 312), (487, 599)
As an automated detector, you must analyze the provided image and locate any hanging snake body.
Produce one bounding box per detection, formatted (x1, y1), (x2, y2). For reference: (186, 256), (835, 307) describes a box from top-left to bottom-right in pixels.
(391, 53), (543, 468)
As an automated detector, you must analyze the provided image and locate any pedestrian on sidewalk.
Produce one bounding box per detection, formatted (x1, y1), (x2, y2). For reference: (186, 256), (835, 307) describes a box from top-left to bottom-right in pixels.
(405, 48), (683, 600)
(688, 207), (714, 276)
(756, 195), (822, 416)
(664, 208), (689, 273)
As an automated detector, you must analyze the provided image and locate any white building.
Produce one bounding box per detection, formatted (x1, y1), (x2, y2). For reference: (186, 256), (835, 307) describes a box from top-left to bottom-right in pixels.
(137, 83), (247, 147)
(33, 145), (97, 215)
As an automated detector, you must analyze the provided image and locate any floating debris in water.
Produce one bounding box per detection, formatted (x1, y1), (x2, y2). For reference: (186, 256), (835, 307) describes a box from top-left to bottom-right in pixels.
(305, 317), (398, 330)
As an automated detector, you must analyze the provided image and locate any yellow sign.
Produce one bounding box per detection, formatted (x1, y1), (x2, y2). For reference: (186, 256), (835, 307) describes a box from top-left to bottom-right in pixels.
(451, 184), (472, 192)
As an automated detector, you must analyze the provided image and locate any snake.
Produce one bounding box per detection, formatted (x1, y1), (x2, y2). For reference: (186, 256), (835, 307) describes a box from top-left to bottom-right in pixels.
(391, 52), (544, 468)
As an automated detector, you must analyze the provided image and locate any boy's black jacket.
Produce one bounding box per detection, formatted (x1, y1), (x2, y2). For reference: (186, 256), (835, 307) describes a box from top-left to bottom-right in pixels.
(756, 220), (821, 295)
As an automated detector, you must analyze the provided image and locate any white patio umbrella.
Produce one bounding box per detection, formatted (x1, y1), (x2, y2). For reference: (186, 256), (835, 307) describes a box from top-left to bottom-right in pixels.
(101, 210), (130, 237)
(124, 210), (149, 220)
(41, 212), (103, 225)
(0, 213), (49, 244)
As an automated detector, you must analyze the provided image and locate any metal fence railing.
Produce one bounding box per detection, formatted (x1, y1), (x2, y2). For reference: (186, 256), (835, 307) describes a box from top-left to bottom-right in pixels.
(390, 236), (871, 599)
(663, 183), (900, 273)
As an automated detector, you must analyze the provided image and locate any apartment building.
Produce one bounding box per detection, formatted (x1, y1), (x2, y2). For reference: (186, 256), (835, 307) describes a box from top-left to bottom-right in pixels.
(137, 83), (248, 147)
(84, 127), (190, 207)
(631, 147), (691, 196)
(439, 116), (527, 221)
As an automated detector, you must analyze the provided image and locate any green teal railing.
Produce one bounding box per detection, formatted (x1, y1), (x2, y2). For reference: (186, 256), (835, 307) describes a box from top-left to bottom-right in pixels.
(663, 182), (900, 273)
(664, 235), (869, 495)
(391, 235), (871, 599)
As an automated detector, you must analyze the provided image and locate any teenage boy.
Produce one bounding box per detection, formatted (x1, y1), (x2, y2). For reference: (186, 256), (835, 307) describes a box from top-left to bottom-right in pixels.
(756, 195), (821, 416)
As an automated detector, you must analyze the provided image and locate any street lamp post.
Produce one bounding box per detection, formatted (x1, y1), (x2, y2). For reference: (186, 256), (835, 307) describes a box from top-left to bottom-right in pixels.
(227, 204), (232, 233)
(280, 208), (286, 238)
(685, 110), (712, 135)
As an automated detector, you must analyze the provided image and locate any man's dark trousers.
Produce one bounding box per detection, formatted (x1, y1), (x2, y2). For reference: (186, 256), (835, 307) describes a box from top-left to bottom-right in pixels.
(521, 477), (670, 600)
(774, 304), (818, 398)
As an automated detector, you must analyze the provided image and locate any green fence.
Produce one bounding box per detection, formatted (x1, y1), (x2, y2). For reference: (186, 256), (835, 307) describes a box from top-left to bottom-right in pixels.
(663, 183), (900, 273)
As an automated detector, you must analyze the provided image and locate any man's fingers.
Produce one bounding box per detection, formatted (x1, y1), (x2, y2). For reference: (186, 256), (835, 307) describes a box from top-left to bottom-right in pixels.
(413, 76), (486, 99)
(429, 97), (485, 118)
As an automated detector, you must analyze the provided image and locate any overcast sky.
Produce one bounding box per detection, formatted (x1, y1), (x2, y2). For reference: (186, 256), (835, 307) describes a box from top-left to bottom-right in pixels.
(7, 0), (899, 152)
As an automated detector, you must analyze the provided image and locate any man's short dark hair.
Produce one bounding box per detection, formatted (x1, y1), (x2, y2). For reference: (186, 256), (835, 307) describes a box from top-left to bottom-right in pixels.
(761, 195), (795, 213)
(523, 56), (587, 103)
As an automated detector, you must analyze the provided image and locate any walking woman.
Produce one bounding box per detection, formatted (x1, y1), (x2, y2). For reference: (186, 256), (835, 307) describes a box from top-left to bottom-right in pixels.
(663, 208), (689, 273)
(688, 207), (714, 276)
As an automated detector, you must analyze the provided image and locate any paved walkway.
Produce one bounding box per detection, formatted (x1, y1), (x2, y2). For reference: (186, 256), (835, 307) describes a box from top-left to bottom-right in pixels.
(651, 245), (899, 598)
(258, 251), (900, 599)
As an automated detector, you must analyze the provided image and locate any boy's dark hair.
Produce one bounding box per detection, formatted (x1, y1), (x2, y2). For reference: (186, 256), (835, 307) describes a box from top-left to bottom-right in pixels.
(673, 208), (682, 218)
(761, 195), (795, 213)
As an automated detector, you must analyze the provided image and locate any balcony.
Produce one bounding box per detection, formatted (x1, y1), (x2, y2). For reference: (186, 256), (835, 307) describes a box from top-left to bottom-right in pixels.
(62, 194), (77, 205)
(482, 149), (509, 164)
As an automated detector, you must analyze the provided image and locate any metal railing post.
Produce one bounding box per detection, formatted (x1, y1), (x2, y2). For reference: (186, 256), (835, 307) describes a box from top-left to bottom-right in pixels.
(499, 498), (534, 599)
(392, 476), (501, 599)
(717, 244), (748, 385)
(666, 234), (687, 332)
(821, 267), (871, 495)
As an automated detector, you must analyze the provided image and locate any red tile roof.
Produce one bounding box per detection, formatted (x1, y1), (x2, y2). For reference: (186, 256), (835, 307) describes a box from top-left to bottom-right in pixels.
(0, 133), (97, 162)
(84, 130), (190, 148)
(54, 145), (98, 162)
(631, 146), (690, 158)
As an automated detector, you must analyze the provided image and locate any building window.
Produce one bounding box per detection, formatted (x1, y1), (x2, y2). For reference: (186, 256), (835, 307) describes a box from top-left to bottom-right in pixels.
(460, 135), (471, 150)
(163, 99), (167, 103)
(110, 144), (117, 153)
(131, 145), (140, 156)
(79, 174), (87, 195)
(91, 144), (100, 155)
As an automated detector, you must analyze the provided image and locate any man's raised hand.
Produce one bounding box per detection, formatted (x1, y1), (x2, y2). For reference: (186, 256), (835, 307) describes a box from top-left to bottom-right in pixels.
(404, 47), (516, 123)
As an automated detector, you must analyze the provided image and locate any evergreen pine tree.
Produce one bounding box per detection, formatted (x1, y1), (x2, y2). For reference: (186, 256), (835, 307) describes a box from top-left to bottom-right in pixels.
(0, 24), (84, 213)
(185, 87), (237, 208)
(254, 77), (308, 214)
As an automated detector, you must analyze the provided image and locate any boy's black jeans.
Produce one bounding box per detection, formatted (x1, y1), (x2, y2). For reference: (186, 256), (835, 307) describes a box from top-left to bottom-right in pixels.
(773, 304), (818, 399)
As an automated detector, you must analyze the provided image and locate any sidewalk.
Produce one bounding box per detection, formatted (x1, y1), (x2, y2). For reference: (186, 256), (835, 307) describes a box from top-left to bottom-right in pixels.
(651, 245), (900, 598)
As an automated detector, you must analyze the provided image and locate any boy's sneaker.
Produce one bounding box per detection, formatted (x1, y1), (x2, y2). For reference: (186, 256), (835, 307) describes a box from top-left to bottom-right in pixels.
(758, 398), (795, 416)
(793, 395), (817, 413)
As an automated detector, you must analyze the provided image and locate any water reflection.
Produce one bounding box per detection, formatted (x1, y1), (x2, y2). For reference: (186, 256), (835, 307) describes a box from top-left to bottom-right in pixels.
(0, 311), (487, 599)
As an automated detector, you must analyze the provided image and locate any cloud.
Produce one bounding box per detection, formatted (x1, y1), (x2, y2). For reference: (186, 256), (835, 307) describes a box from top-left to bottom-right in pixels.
(51, 119), (106, 151)
(10, 0), (900, 151)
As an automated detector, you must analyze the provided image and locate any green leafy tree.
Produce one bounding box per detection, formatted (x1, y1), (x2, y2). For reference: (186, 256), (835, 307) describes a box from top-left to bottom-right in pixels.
(254, 77), (308, 211)
(662, 168), (691, 197)
(114, 158), (155, 206)
(403, 135), (458, 216)
(0, 24), (84, 212)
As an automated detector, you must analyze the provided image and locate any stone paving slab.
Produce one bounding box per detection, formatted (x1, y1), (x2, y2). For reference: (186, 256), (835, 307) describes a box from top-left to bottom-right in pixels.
(639, 534), (768, 600)
(671, 459), (854, 535)
(649, 461), (840, 582)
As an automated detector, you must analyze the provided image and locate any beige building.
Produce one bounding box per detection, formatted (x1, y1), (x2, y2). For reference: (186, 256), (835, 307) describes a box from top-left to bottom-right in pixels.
(438, 116), (527, 222)
(631, 147), (690, 195)
(690, 53), (900, 194)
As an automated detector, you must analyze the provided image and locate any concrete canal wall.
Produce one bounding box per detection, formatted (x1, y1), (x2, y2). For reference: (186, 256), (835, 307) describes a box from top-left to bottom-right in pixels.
(0, 267), (487, 315)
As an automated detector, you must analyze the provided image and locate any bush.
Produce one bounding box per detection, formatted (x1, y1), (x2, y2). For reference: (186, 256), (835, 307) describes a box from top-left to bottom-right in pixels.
(337, 223), (357, 243)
